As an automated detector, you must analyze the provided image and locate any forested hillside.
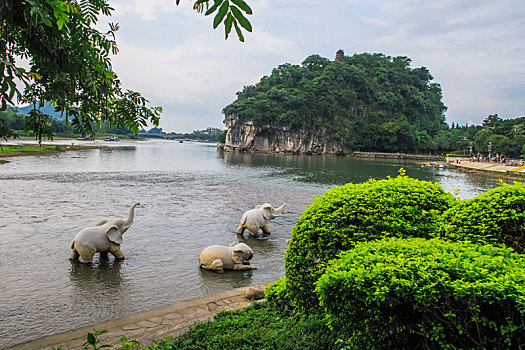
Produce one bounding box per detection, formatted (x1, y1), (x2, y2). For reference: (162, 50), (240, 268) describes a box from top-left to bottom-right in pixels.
(223, 52), (448, 153)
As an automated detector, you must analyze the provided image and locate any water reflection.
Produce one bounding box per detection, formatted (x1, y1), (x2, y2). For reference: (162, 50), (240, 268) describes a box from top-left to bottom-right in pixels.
(69, 258), (124, 289)
(198, 267), (254, 292)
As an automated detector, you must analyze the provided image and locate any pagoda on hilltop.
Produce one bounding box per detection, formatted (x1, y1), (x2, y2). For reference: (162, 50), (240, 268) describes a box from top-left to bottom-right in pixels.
(334, 49), (345, 62)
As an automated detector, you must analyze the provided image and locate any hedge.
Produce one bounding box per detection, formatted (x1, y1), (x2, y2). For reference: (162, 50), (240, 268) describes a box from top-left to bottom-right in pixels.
(440, 181), (525, 253)
(315, 238), (525, 349)
(265, 278), (290, 308)
(285, 175), (456, 308)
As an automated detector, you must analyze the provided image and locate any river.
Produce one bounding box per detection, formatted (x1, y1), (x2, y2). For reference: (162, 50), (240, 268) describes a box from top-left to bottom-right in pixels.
(0, 139), (514, 348)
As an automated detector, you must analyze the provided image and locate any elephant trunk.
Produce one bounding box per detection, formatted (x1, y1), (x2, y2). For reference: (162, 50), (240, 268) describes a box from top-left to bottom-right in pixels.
(272, 203), (286, 218)
(123, 202), (140, 228)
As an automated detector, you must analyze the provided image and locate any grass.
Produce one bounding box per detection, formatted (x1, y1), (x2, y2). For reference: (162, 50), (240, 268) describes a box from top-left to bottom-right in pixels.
(0, 145), (66, 153)
(167, 302), (339, 350)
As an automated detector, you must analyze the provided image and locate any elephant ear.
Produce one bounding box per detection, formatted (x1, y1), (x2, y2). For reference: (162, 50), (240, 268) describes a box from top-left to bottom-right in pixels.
(106, 226), (123, 245)
(232, 248), (244, 264)
(261, 205), (272, 220)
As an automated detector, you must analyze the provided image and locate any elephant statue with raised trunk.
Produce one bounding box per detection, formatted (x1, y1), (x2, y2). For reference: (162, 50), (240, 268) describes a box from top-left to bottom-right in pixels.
(70, 202), (140, 264)
(236, 203), (286, 237)
(199, 242), (256, 273)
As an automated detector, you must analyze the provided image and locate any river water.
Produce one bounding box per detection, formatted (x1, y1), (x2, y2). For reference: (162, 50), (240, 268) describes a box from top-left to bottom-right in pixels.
(0, 139), (514, 347)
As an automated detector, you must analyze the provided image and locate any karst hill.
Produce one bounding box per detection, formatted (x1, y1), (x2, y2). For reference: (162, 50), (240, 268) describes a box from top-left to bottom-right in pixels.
(220, 50), (447, 155)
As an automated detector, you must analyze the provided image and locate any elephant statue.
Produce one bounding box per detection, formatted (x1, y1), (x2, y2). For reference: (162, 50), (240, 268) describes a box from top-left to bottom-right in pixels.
(199, 242), (256, 273)
(236, 203), (286, 237)
(70, 202), (140, 264)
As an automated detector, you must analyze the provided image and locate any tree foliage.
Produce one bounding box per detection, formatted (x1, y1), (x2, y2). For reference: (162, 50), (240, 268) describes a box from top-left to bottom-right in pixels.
(0, 0), (253, 144)
(223, 53), (524, 155)
(223, 52), (449, 153)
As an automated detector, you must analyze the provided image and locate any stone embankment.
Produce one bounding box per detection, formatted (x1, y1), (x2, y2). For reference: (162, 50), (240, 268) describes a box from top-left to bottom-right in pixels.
(6, 284), (268, 350)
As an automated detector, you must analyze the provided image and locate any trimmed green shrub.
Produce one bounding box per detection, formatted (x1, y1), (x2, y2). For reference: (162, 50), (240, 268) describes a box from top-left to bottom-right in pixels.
(265, 278), (290, 307)
(316, 238), (525, 349)
(440, 181), (525, 253)
(168, 302), (339, 349)
(285, 175), (456, 308)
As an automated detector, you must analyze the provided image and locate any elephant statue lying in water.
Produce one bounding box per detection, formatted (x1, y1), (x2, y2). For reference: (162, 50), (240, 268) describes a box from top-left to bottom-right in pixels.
(236, 203), (286, 237)
(199, 243), (256, 273)
(70, 202), (140, 264)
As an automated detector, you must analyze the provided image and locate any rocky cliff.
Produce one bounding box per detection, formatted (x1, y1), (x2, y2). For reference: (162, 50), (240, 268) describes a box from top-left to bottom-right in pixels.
(218, 115), (349, 155)
(217, 116), (442, 160)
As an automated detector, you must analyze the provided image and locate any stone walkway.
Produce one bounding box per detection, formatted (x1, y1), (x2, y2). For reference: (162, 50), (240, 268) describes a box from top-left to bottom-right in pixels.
(6, 283), (269, 350)
(445, 157), (524, 177)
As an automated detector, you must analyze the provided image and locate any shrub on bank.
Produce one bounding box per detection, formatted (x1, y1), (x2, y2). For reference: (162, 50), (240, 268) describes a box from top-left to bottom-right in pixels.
(168, 302), (339, 350)
(265, 278), (290, 307)
(285, 174), (456, 308)
(315, 238), (525, 349)
(440, 182), (525, 253)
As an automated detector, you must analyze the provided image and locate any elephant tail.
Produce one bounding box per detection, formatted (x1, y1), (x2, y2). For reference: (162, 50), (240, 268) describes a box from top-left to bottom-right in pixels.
(71, 240), (75, 249)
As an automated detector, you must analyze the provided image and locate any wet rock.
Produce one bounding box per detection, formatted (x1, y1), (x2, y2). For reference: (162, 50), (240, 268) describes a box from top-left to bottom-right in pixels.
(245, 287), (265, 300)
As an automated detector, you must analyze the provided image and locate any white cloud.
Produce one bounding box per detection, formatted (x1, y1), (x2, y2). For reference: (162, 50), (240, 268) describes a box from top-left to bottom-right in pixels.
(106, 0), (525, 131)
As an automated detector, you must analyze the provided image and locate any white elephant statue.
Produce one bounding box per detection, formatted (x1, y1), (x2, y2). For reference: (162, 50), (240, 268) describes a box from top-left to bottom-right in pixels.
(199, 243), (256, 273)
(70, 202), (140, 264)
(236, 203), (286, 237)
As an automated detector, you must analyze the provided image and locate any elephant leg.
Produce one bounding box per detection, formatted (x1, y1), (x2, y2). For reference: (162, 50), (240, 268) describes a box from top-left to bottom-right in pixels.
(70, 249), (80, 261)
(247, 225), (259, 237)
(76, 245), (96, 264)
(202, 259), (224, 273)
(109, 245), (125, 260)
(261, 223), (271, 235)
(236, 224), (246, 235)
(99, 251), (109, 260)
(233, 263), (257, 271)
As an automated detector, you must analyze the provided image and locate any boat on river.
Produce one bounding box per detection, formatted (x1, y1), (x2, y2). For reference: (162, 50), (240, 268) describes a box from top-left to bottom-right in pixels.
(78, 136), (94, 141)
(104, 136), (120, 141)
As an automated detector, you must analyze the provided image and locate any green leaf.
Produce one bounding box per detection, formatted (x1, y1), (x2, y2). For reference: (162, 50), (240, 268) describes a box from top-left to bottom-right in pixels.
(213, 1), (229, 29)
(205, 0), (223, 16)
(87, 332), (96, 345)
(231, 0), (252, 14)
(230, 5), (252, 32)
(224, 13), (234, 39)
(233, 20), (244, 42)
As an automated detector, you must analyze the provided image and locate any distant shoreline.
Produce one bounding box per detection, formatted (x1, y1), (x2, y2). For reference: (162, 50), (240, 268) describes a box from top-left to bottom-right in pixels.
(0, 143), (104, 164)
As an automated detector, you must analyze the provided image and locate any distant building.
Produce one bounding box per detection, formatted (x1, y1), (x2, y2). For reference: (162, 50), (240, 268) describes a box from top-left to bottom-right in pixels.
(335, 49), (345, 62)
(206, 127), (222, 135)
(193, 127), (222, 135)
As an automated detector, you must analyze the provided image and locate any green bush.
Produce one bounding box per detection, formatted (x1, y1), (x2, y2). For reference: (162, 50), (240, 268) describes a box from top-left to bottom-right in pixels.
(265, 278), (290, 307)
(168, 302), (339, 349)
(285, 175), (456, 308)
(316, 238), (525, 349)
(440, 182), (525, 253)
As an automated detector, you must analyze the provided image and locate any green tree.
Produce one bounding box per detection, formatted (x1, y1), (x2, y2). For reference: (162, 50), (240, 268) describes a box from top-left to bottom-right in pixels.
(223, 52), (448, 153)
(1, 0), (253, 143)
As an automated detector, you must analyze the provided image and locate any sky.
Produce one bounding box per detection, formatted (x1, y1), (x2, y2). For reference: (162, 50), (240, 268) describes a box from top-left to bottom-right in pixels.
(103, 0), (525, 133)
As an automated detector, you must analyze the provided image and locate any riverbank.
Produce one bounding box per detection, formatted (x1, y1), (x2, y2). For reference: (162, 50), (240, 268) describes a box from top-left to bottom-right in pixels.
(445, 157), (525, 180)
(218, 145), (444, 161)
(0, 143), (103, 164)
(6, 283), (269, 350)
